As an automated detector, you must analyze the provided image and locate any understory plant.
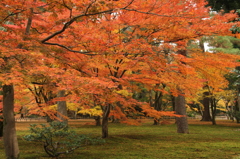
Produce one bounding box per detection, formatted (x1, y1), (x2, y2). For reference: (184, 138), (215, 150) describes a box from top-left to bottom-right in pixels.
(23, 121), (104, 158)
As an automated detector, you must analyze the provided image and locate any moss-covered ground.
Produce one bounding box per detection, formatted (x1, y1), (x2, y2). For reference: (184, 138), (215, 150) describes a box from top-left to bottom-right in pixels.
(1, 119), (240, 159)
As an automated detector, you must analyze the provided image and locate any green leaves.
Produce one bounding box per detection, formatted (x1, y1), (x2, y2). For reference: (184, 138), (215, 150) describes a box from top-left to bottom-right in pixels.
(231, 25), (240, 34)
(23, 121), (105, 157)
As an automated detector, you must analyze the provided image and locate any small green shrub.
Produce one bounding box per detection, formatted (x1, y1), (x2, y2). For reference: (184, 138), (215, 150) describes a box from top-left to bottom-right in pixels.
(23, 121), (104, 158)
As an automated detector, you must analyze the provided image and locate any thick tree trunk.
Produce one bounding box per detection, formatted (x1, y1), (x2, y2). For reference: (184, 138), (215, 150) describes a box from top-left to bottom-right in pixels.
(201, 91), (212, 121)
(3, 84), (19, 159)
(102, 117), (108, 138)
(94, 116), (101, 126)
(102, 104), (111, 138)
(57, 90), (68, 124)
(175, 95), (189, 134)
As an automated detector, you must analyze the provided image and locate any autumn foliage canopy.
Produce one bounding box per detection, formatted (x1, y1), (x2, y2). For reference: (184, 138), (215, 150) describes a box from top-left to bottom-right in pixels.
(0, 0), (240, 123)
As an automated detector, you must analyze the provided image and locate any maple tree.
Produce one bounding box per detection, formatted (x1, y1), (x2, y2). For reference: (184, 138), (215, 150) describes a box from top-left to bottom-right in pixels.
(200, 1), (240, 123)
(1, 0), (240, 157)
(0, 2), (37, 157)
(187, 47), (240, 122)
(0, 1), (66, 157)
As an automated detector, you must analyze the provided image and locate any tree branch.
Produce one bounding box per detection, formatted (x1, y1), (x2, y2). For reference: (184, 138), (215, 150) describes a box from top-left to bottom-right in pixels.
(40, 0), (137, 54)
(122, 8), (207, 19)
(42, 42), (94, 55)
(41, 9), (114, 44)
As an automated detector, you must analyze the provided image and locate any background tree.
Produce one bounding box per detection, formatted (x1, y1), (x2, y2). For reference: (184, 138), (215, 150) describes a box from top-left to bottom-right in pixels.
(206, 0), (240, 13)
(206, 0), (240, 123)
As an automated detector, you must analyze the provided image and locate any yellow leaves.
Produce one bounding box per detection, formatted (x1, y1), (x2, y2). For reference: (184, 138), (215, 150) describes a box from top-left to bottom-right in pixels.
(186, 86), (235, 115)
(115, 89), (133, 97)
(67, 103), (80, 112)
(78, 106), (102, 117)
(48, 104), (57, 110)
(48, 102), (80, 112)
(112, 29), (120, 34)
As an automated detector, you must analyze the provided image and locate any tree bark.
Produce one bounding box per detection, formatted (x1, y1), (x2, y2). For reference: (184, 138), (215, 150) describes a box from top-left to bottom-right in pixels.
(153, 118), (160, 125)
(171, 95), (175, 111)
(201, 91), (212, 121)
(210, 97), (217, 125)
(102, 104), (111, 138)
(3, 84), (19, 159)
(57, 90), (68, 124)
(153, 90), (163, 125)
(175, 95), (189, 134)
(235, 94), (240, 123)
(94, 116), (101, 126)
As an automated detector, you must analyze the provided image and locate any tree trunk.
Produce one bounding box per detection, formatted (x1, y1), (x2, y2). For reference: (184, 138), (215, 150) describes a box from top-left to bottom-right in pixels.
(153, 118), (160, 125)
(94, 116), (101, 126)
(153, 90), (162, 125)
(46, 115), (54, 122)
(102, 104), (111, 138)
(3, 84), (19, 159)
(57, 90), (68, 124)
(171, 95), (175, 111)
(20, 114), (24, 118)
(230, 105), (234, 121)
(210, 97), (217, 125)
(0, 117), (3, 137)
(175, 95), (189, 134)
(235, 95), (240, 123)
(201, 91), (212, 121)
(102, 117), (108, 138)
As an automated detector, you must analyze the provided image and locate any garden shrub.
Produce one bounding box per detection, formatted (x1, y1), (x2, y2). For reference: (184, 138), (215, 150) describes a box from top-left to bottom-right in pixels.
(23, 121), (104, 158)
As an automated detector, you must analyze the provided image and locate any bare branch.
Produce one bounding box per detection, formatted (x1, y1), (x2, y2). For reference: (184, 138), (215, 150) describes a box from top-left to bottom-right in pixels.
(25, 8), (33, 35)
(85, 0), (97, 14)
(3, 9), (26, 21)
(42, 41), (95, 55)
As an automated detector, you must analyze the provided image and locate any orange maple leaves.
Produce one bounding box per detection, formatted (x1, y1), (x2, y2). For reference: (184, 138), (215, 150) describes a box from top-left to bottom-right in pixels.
(0, 0), (239, 123)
